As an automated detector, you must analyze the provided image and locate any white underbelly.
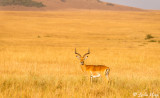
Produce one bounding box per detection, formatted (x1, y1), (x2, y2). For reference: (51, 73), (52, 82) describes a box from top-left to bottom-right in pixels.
(91, 74), (101, 78)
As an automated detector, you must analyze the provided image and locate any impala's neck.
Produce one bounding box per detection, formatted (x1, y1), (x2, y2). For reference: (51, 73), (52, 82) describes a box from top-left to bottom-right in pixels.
(80, 63), (86, 72)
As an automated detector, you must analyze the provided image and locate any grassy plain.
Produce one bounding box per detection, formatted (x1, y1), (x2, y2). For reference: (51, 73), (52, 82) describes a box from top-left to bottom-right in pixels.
(0, 10), (160, 98)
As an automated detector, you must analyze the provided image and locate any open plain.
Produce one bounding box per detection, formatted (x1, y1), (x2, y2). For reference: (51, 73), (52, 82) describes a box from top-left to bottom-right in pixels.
(0, 10), (160, 97)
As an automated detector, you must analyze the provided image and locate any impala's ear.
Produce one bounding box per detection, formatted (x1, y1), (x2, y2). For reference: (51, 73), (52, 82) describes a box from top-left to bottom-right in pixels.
(76, 55), (81, 60)
(84, 56), (88, 60)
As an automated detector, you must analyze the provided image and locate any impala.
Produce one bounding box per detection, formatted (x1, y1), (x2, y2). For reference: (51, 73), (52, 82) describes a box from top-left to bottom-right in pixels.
(75, 48), (110, 83)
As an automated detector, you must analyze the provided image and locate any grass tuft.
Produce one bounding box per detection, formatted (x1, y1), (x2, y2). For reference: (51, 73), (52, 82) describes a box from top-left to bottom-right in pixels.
(148, 40), (157, 42)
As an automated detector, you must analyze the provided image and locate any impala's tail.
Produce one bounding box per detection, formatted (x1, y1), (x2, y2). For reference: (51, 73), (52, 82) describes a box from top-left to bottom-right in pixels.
(105, 68), (110, 80)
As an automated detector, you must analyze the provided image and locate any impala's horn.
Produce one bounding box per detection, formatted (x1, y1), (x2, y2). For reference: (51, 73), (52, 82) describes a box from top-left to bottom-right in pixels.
(83, 48), (90, 57)
(75, 48), (81, 57)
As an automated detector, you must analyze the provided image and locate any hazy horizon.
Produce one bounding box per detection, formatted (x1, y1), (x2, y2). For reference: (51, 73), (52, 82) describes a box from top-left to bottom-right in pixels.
(101, 0), (160, 10)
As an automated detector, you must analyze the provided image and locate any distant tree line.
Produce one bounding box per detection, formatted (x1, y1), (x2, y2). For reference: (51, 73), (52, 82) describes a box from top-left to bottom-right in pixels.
(0, 0), (45, 8)
(60, 0), (66, 2)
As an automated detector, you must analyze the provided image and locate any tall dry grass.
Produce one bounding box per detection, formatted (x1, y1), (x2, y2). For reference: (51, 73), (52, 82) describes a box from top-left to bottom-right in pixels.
(0, 11), (160, 98)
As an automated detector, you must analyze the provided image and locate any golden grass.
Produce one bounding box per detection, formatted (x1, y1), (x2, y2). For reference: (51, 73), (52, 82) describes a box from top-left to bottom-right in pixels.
(0, 10), (160, 98)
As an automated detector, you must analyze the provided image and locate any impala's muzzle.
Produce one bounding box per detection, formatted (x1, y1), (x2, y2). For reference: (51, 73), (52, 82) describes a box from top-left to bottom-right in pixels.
(80, 61), (84, 65)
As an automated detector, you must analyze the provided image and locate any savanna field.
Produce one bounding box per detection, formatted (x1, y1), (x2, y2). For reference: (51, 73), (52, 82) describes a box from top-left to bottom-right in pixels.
(0, 10), (160, 98)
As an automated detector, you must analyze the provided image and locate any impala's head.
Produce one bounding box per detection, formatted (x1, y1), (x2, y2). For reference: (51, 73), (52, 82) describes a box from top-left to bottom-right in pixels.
(75, 48), (90, 65)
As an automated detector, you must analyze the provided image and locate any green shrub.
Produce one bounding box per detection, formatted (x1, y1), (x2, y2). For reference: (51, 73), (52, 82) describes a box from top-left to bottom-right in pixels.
(145, 34), (154, 40)
(106, 3), (114, 6)
(60, 0), (66, 2)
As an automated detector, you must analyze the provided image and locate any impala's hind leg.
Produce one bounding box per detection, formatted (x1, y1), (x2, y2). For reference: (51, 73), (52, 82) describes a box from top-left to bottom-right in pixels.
(105, 69), (110, 81)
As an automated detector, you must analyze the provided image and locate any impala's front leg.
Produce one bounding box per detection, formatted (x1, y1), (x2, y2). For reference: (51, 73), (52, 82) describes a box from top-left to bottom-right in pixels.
(90, 75), (93, 84)
(90, 71), (93, 84)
